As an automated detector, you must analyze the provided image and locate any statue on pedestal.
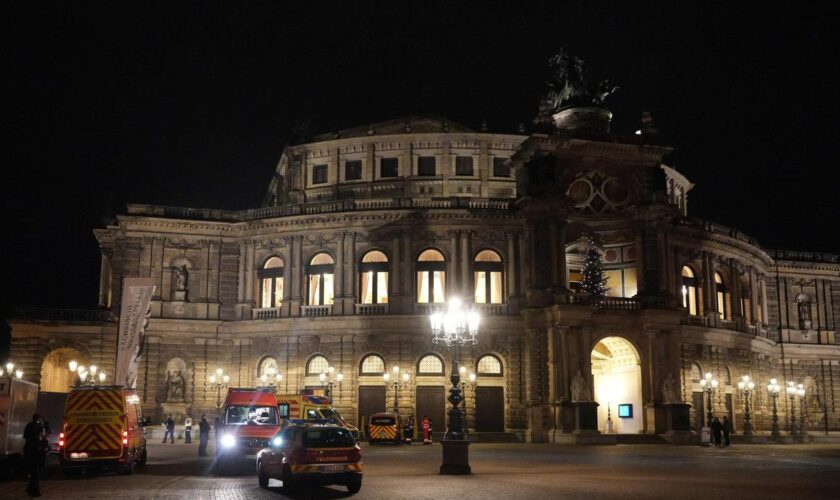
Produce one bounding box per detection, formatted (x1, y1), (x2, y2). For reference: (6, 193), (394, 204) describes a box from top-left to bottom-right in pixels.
(661, 373), (679, 404)
(175, 266), (188, 292)
(165, 369), (186, 402)
(570, 369), (592, 402)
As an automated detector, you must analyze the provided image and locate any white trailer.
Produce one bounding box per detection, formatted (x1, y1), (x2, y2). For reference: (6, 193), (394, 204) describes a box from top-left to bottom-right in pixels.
(0, 377), (39, 475)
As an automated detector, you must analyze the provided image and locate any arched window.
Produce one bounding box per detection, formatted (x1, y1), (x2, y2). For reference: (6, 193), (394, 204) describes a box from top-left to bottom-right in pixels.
(690, 363), (702, 383)
(474, 250), (504, 304)
(307, 253), (335, 305)
(360, 354), (386, 375)
(258, 356), (279, 377)
(476, 354), (503, 376)
(715, 272), (729, 320)
(417, 354), (444, 375)
(681, 266), (699, 316)
(416, 249), (446, 304)
(306, 355), (330, 376)
(359, 251), (389, 304)
(259, 257), (284, 308)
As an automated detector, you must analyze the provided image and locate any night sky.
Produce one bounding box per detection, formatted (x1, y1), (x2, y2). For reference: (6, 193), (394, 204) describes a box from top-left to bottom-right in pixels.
(4, 2), (839, 319)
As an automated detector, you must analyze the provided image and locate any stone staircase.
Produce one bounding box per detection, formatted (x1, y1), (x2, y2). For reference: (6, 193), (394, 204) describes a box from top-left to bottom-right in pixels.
(615, 434), (669, 444)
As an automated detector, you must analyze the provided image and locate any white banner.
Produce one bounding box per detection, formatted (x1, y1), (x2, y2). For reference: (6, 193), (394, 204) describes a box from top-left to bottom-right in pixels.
(115, 278), (155, 388)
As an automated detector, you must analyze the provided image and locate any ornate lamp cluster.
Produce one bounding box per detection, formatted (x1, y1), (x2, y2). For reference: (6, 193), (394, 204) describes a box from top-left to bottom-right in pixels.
(384, 365), (411, 413)
(258, 367), (283, 390)
(737, 375), (756, 436)
(786, 380), (806, 437)
(699, 372), (719, 427)
(319, 366), (344, 398)
(766, 378), (782, 438)
(208, 368), (230, 409)
(429, 298), (480, 348)
(1, 361), (24, 379)
(68, 360), (106, 386)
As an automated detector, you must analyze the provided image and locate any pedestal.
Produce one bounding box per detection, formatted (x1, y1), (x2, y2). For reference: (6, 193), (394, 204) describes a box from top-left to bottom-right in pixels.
(173, 290), (187, 301)
(655, 403), (692, 444)
(572, 401), (600, 433)
(439, 439), (471, 475)
(160, 402), (188, 425)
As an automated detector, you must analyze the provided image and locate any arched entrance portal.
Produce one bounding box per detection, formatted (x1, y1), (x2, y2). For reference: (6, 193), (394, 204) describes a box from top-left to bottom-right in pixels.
(40, 348), (84, 393)
(591, 337), (643, 434)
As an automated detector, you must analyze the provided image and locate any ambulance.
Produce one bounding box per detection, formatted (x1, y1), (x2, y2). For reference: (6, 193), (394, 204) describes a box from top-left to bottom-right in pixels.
(59, 386), (147, 475)
(216, 388), (282, 470)
(275, 393), (360, 439)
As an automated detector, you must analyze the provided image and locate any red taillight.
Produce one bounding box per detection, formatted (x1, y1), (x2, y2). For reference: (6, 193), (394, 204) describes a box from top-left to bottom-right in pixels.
(59, 432), (65, 448)
(123, 430), (129, 445)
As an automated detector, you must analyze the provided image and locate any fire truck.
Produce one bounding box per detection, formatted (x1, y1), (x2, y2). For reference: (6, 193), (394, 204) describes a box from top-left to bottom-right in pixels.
(275, 393), (360, 439)
(59, 386), (147, 476)
(215, 388), (282, 470)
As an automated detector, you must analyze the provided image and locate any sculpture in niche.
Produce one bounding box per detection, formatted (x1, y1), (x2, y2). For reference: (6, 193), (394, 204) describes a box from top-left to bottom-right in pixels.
(570, 369), (592, 402)
(661, 373), (679, 404)
(175, 265), (189, 291)
(797, 294), (812, 330)
(165, 369), (186, 402)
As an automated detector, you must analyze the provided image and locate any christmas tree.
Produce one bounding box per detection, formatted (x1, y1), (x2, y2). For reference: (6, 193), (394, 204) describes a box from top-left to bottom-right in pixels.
(581, 238), (608, 296)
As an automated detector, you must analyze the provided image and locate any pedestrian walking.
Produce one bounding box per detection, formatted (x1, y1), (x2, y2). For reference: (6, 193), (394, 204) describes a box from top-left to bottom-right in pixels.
(422, 415), (432, 445)
(23, 414), (46, 497)
(711, 417), (723, 447)
(162, 414), (175, 444)
(722, 416), (731, 447)
(184, 415), (193, 444)
(198, 414), (211, 457)
(403, 416), (415, 444)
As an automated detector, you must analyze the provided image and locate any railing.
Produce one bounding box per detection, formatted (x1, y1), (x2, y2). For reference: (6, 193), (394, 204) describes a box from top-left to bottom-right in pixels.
(687, 315), (709, 327)
(13, 308), (114, 322)
(567, 295), (641, 311)
(771, 249), (839, 263)
(252, 307), (282, 320)
(301, 305), (332, 317)
(476, 303), (508, 315)
(354, 303), (389, 315)
(413, 303), (440, 315)
(718, 319), (737, 331)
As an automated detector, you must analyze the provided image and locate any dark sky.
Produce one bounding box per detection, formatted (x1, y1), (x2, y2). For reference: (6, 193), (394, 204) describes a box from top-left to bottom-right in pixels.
(3, 1), (839, 315)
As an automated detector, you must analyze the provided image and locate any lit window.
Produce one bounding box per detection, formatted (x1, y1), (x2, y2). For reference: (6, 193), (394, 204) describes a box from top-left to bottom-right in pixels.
(418, 355), (444, 375)
(359, 251), (389, 304)
(307, 253), (335, 305)
(476, 355), (502, 376)
(681, 266), (699, 316)
(416, 249), (446, 303)
(474, 250), (504, 304)
(360, 355), (385, 374)
(604, 268), (638, 298)
(307, 355), (329, 376)
(258, 257), (284, 308)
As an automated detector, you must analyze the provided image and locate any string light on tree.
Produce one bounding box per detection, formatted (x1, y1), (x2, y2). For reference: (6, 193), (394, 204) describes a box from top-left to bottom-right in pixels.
(581, 236), (609, 296)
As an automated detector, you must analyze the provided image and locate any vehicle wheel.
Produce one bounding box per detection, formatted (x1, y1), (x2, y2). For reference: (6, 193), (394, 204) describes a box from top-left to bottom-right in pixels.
(121, 451), (135, 475)
(257, 462), (269, 488)
(281, 464), (296, 490)
(347, 478), (362, 494)
(137, 447), (147, 467)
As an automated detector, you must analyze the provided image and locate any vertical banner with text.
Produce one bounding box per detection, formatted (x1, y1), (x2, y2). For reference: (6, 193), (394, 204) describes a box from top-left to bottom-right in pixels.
(115, 277), (155, 388)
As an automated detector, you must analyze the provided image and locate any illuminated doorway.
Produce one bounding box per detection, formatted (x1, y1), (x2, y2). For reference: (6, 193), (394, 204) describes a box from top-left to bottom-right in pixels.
(591, 337), (643, 433)
(40, 347), (84, 392)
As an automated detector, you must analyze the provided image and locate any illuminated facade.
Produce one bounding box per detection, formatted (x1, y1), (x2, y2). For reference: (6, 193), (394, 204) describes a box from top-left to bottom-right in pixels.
(9, 111), (840, 442)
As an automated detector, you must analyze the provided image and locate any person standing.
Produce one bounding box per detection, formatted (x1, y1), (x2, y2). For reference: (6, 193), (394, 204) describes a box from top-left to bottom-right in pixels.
(710, 417), (723, 447)
(198, 414), (210, 457)
(23, 414), (45, 497)
(162, 414), (175, 444)
(422, 415), (431, 445)
(403, 416), (415, 444)
(184, 415), (193, 444)
(722, 416), (732, 447)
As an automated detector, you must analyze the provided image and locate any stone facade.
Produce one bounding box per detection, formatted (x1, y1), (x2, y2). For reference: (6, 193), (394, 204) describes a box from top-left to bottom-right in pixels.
(9, 113), (840, 441)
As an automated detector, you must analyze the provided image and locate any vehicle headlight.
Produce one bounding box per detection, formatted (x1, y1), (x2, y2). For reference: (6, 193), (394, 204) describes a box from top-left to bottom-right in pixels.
(272, 437), (283, 447)
(221, 434), (236, 449)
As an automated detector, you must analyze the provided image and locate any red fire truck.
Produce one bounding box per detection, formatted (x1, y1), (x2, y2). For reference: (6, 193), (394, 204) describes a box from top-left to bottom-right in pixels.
(215, 388), (281, 471)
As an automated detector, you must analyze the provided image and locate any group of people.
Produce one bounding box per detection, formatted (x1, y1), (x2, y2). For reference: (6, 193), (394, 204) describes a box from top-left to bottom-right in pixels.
(161, 413), (215, 457)
(709, 415), (733, 447)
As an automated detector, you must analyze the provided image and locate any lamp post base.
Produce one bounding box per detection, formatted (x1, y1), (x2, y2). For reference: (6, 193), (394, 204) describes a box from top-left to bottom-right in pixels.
(439, 439), (471, 475)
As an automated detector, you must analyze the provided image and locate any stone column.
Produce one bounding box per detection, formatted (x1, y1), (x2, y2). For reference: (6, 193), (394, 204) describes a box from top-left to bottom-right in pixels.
(644, 329), (658, 434)
(748, 266), (759, 325)
(245, 241), (255, 304)
(506, 232), (517, 305)
(519, 230), (528, 298)
(391, 231), (401, 310)
(702, 252), (716, 316)
(449, 231), (459, 296)
(634, 231), (646, 295)
(290, 236), (303, 316)
(335, 233), (345, 314)
(460, 230), (471, 299)
(556, 221), (568, 293)
(98, 251), (110, 307)
(760, 277), (769, 325)
(346, 232), (356, 309)
(402, 232), (412, 313)
(729, 258), (742, 321)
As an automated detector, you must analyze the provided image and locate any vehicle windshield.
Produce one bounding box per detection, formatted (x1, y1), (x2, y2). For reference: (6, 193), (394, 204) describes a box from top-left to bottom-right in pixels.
(318, 408), (346, 423)
(301, 428), (355, 448)
(224, 405), (278, 426)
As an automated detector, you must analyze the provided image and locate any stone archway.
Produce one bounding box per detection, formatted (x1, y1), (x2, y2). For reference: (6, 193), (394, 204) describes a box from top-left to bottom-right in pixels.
(40, 347), (85, 393)
(591, 337), (643, 434)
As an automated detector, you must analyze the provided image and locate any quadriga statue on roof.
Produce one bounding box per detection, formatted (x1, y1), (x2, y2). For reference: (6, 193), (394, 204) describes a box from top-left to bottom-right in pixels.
(544, 48), (619, 114)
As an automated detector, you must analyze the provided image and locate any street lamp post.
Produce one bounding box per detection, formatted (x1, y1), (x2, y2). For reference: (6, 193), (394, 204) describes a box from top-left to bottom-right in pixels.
(68, 360), (107, 387)
(383, 366), (411, 413)
(319, 366), (344, 399)
(786, 381), (798, 437)
(429, 297), (479, 475)
(737, 375), (755, 436)
(258, 368), (283, 392)
(1, 361), (24, 379)
(457, 366), (476, 432)
(766, 378), (781, 439)
(797, 383), (807, 438)
(208, 368), (230, 410)
(699, 372), (719, 427)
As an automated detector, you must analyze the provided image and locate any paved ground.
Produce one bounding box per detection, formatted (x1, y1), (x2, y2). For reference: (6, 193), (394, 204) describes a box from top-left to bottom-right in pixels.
(2, 439), (840, 499)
